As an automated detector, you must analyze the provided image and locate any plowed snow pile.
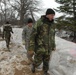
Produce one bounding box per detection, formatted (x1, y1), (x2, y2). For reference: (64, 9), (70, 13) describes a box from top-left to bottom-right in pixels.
(0, 28), (76, 75)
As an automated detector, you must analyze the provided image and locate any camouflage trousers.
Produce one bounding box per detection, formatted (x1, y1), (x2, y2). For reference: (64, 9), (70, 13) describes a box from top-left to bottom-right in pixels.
(25, 40), (30, 50)
(33, 49), (52, 72)
(5, 36), (10, 49)
(25, 41), (33, 63)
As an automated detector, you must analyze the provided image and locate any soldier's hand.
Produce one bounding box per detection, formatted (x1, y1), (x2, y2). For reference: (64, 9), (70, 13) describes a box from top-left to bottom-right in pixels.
(2, 36), (4, 39)
(27, 50), (34, 57)
(12, 31), (14, 33)
(27, 50), (34, 64)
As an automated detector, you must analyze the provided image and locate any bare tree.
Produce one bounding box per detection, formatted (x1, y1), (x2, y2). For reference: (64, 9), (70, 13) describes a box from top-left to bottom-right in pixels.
(10, 0), (42, 25)
(0, 0), (16, 25)
(0, 0), (43, 26)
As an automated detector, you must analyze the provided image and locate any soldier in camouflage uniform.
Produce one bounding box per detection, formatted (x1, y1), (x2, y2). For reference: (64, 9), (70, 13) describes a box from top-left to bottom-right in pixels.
(22, 18), (33, 62)
(28, 9), (56, 75)
(22, 18), (33, 50)
(2, 21), (13, 50)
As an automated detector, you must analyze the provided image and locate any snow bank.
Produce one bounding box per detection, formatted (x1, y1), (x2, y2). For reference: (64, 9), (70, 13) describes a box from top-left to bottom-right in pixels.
(49, 36), (76, 75)
(0, 28), (76, 75)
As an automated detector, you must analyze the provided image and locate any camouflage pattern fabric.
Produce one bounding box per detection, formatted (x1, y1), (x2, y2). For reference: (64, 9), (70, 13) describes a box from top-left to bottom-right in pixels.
(3, 24), (13, 49)
(28, 15), (56, 72)
(22, 25), (33, 50)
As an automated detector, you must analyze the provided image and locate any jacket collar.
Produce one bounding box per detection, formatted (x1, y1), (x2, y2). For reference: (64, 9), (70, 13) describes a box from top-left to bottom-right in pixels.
(41, 15), (54, 25)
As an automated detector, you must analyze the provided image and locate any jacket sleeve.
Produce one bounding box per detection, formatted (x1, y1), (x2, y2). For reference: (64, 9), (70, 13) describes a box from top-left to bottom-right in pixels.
(51, 25), (56, 50)
(28, 20), (41, 51)
(22, 27), (26, 41)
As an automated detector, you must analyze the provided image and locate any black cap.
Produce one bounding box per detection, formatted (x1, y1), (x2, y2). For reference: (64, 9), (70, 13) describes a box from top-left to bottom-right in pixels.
(27, 18), (33, 23)
(46, 8), (55, 15)
(5, 21), (9, 24)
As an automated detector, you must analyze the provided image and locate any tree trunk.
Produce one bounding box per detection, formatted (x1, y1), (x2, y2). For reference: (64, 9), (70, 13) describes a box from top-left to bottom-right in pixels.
(20, 12), (24, 26)
(30, 9), (35, 23)
(19, 0), (25, 26)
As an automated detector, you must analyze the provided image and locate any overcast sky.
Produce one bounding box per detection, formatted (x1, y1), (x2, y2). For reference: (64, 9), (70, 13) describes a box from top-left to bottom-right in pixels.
(42, 0), (59, 8)
(39, 0), (62, 18)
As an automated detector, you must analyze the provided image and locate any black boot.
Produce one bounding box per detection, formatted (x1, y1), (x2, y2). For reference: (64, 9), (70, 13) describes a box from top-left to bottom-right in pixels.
(44, 71), (50, 75)
(7, 45), (10, 51)
(31, 64), (35, 73)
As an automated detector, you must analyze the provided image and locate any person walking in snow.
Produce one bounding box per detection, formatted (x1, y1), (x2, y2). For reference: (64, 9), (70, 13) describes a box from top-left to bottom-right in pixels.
(22, 18), (33, 64)
(28, 8), (56, 75)
(2, 21), (13, 50)
(22, 18), (33, 63)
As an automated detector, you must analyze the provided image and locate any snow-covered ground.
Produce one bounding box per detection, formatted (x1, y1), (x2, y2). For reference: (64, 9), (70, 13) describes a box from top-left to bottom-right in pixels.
(50, 37), (76, 75)
(0, 28), (76, 75)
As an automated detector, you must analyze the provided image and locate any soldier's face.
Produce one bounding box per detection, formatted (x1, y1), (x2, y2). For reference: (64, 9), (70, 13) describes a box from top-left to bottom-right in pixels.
(47, 14), (55, 21)
(28, 23), (33, 27)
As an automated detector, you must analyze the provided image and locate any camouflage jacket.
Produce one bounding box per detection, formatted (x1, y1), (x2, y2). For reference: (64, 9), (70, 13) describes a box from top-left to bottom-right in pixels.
(3, 24), (13, 38)
(28, 16), (56, 53)
(22, 25), (33, 42)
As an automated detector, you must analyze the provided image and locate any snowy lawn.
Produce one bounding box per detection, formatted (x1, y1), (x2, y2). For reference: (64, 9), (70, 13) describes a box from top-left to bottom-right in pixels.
(0, 28), (76, 75)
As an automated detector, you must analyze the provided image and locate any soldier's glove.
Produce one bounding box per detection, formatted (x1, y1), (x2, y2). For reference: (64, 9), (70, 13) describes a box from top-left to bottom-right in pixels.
(22, 40), (25, 45)
(27, 50), (34, 58)
(2, 35), (4, 39)
(12, 31), (14, 33)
